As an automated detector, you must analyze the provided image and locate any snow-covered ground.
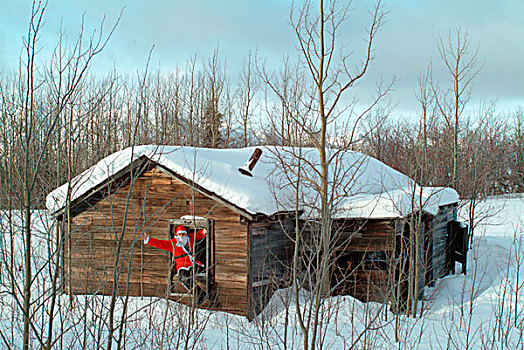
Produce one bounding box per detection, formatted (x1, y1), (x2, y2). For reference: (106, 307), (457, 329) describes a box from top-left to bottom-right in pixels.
(1, 195), (523, 349)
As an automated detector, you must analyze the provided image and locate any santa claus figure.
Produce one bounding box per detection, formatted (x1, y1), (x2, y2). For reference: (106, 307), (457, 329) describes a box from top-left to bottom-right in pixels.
(141, 225), (207, 297)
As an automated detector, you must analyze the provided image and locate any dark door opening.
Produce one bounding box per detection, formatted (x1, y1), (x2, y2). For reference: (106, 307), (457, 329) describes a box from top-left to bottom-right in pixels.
(446, 220), (469, 275)
(169, 217), (215, 301)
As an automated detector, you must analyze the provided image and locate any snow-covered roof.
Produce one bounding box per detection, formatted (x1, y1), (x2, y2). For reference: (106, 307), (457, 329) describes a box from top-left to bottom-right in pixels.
(46, 145), (459, 219)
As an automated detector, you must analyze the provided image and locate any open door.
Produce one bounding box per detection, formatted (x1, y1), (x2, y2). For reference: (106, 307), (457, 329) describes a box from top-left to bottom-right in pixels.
(446, 220), (469, 275)
(168, 217), (215, 301)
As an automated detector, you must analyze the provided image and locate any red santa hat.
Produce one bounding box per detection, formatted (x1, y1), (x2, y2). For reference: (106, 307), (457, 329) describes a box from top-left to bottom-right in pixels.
(175, 225), (187, 236)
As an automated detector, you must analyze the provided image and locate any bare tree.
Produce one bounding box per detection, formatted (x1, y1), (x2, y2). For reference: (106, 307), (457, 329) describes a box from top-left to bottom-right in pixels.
(237, 50), (260, 147)
(260, 1), (391, 349)
(0, 2), (120, 348)
(513, 109), (524, 191)
(433, 27), (482, 192)
(202, 47), (226, 148)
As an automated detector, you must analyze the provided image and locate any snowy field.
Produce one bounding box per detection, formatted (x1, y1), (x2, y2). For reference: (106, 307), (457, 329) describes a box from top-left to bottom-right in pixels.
(0, 195), (523, 349)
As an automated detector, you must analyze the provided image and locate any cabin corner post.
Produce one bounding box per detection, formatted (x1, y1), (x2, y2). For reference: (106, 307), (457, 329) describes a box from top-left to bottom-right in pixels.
(246, 219), (253, 320)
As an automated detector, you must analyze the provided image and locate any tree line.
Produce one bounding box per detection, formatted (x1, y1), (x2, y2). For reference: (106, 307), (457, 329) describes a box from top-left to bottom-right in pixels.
(1, 36), (521, 212)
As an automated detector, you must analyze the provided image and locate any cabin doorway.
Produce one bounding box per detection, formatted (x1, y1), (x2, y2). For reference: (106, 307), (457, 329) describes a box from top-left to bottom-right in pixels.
(446, 220), (469, 275)
(168, 217), (215, 302)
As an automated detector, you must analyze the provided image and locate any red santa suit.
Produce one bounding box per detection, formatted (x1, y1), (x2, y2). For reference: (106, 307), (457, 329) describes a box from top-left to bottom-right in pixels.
(144, 225), (206, 273)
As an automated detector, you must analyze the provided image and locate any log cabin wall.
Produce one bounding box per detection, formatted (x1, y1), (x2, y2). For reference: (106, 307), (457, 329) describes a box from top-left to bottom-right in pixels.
(64, 165), (250, 316)
(249, 215), (295, 317)
(331, 219), (397, 302)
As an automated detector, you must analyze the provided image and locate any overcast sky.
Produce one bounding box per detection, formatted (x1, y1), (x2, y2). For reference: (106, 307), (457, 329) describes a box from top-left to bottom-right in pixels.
(1, 0), (523, 117)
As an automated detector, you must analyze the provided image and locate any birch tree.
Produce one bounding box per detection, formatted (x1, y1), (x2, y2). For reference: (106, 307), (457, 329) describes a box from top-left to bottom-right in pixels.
(433, 27), (482, 192)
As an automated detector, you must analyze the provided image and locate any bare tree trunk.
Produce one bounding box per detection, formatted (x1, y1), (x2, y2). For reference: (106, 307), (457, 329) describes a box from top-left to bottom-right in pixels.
(238, 50), (260, 147)
(262, 1), (389, 348)
(21, 4), (45, 348)
(15, 3), (119, 348)
(434, 28), (481, 193)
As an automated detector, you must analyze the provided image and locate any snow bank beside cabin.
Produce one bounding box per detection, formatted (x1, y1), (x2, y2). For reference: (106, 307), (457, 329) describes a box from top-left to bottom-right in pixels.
(46, 145), (458, 218)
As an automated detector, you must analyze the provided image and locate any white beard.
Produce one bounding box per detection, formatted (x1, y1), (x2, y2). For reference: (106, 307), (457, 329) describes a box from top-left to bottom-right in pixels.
(176, 235), (189, 247)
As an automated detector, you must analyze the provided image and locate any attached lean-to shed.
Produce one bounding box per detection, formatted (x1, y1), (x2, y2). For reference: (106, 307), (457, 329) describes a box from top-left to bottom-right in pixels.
(47, 145), (466, 318)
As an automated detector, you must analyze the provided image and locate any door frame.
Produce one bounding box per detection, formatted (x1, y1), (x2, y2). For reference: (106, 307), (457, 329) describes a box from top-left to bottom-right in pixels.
(169, 217), (215, 299)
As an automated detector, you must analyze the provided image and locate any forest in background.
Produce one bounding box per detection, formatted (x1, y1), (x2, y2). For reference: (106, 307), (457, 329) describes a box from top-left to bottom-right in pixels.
(1, 25), (522, 209)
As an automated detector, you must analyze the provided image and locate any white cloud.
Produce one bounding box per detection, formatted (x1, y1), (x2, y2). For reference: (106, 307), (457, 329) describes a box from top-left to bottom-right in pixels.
(1, 0), (522, 112)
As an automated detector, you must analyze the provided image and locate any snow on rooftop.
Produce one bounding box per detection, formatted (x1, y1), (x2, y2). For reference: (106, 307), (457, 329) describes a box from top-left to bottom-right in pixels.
(46, 145), (459, 218)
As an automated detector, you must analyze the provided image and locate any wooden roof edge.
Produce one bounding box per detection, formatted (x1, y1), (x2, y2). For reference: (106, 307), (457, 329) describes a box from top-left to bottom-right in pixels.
(50, 155), (153, 220)
(154, 163), (255, 221)
(49, 154), (255, 222)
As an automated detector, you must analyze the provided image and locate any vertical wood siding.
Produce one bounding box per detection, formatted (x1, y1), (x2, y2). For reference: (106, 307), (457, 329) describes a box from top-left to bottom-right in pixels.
(432, 204), (457, 280)
(331, 219), (396, 302)
(249, 216), (295, 316)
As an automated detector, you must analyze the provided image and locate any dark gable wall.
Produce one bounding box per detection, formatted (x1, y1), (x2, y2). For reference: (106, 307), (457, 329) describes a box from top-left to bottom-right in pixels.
(249, 215), (295, 317)
(332, 219), (397, 302)
(66, 166), (250, 315)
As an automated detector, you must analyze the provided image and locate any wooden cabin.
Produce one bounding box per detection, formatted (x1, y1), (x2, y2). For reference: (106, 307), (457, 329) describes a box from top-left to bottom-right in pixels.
(47, 146), (467, 318)
(327, 202), (468, 311)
